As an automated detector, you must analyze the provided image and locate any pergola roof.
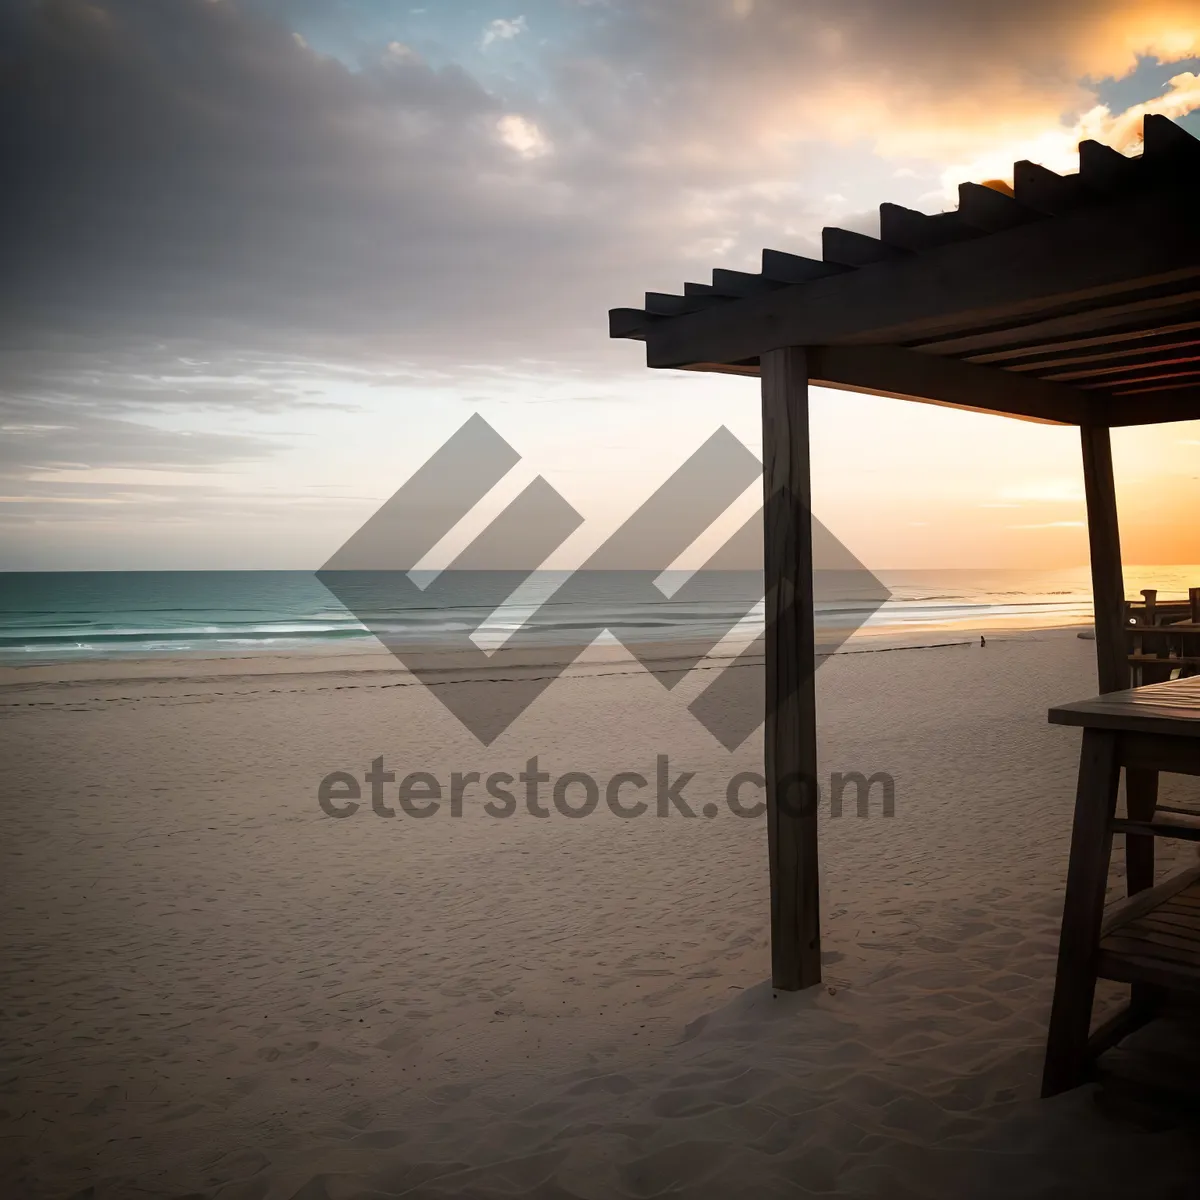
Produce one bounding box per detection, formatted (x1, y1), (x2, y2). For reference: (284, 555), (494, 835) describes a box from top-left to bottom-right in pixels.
(610, 114), (1200, 427)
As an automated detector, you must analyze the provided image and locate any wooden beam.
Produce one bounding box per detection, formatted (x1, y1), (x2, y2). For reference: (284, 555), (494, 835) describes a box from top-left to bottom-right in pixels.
(641, 187), (1200, 370)
(1078, 139), (1139, 193)
(912, 285), (1200, 358)
(1042, 727), (1121, 1096)
(1094, 383), (1200, 427)
(1082, 366), (1200, 390)
(644, 291), (729, 316)
(1142, 114), (1200, 177)
(822, 227), (907, 267)
(609, 307), (658, 340)
(760, 346), (821, 992)
(1080, 424), (1128, 693)
(760, 249), (847, 284)
(968, 318), (1200, 366)
(1029, 337), (1200, 377)
(957, 182), (1039, 232)
(807, 344), (1090, 424)
(711, 268), (785, 297)
(1012, 160), (1095, 215)
(879, 203), (978, 251)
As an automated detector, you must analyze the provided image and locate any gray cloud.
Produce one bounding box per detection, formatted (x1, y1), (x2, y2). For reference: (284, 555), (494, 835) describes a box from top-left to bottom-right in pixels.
(0, 391), (276, 475)
(4, 1), (1192, 367)
(0, 0), (1195, 511)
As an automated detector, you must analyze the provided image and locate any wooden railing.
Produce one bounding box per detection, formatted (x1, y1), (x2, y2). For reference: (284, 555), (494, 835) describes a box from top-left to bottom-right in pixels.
(1125, 587), (1200, 684)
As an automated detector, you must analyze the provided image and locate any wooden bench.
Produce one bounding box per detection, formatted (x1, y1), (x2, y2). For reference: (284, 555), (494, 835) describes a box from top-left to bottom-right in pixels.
(1042, 676), (1200, 1096)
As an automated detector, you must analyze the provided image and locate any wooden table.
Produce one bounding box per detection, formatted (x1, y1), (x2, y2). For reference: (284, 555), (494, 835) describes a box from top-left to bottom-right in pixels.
(1042, 675), (1200, 1096)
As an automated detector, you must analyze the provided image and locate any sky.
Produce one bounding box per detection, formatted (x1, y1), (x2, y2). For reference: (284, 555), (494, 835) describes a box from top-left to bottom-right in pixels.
(1, 0), (1198, 572)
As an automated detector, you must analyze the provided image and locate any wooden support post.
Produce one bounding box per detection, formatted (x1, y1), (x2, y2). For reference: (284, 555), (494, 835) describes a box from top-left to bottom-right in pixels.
(1140, 589), (1158, 625)
(1042, 728), (1121, 1096)
(760, 346), (821, 991)
(1190, 587), (1200, 624)
(1080, 424), (1128, 694)
(1124, 768), (1158, 896)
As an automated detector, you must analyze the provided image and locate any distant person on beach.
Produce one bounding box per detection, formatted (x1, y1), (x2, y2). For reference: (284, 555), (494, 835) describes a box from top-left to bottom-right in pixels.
(980, 636), (987, 647)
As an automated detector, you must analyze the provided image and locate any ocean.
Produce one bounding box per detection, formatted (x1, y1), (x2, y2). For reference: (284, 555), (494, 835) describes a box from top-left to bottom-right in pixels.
(0, 566), (1197, 664)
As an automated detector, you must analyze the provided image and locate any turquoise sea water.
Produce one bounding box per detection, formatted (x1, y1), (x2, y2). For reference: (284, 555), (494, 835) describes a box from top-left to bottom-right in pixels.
(0, 566), (1196, 664)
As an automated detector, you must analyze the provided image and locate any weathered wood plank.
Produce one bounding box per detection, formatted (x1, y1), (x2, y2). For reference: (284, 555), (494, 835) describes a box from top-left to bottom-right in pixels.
(760, 346), (821, 992)
(1104, 935), (1200, 966)
(1101, 933), (1200, 966)
(710, 268), (785, 297)
(1102, 866), (1200, 934)
(1097, 949), (1200, 989)
(1004, 332), (1200, 373)
(1012, 160), (1095, 215)
(1049, 703), (1200, 747)
(1123, 766), (1158, 895)
(644, 291), (729, 316)
(1088, 365), (1200, 391)
(1142, 114), (1200, 174)
(957, 181), (1040, 232)
(822, 227), (906, 267)
(1080, 423), (1128, 694)
(878, 203), (978, 251)
(1078, 139), (1139, 193)
(913, 286), (1200, 358)
(1113, 815), (1200, 841)
(1086, 1000), (1156, 1058)
(806, 344), (1089, 425)
(1134, 914), (1200, 941)
(1046, 351), (1200, 383)
(760, 249), (847, 284)
(970, 319), (1200, 365)
(1042, 728), (1122, 1096)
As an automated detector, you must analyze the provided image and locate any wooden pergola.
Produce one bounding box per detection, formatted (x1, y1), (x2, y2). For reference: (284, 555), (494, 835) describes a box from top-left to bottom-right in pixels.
(609, 114), (1200, 992)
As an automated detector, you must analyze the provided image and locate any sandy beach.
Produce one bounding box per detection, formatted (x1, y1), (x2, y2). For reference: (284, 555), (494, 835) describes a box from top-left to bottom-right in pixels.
(2, 626), (1199, 1198)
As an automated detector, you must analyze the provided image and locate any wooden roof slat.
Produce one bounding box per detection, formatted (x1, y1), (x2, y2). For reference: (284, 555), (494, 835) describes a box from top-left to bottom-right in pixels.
(760, 249), (848, 284)
(1080, 366), (1200, 390)
(1012, 160), (1095, 215)
(821, 226), (908, 267)
(1043, 351), (1200, 383)
(644, 290), (730, 316)
(968, 319), (1200, 365)
(710, 268), (786, 297)
(1112, 378), (1200, 398)
(1105, 386), (1200, 424)
(912, 282), (1200, 358)
(1078, 139), (1139, 193)
(1142, 113), (1200, 174)
(956, 181), (1040, 232)
(609, 307), (658, 340)
(1000, 332), (1200, 372)
(878, 203), (980, 252)
(610, 118), (1200, 426)
(638, 184), (1199, 369)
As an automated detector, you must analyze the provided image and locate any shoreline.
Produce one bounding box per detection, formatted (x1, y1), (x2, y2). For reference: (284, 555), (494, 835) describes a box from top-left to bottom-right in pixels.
(0, 620), (1091, 691)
